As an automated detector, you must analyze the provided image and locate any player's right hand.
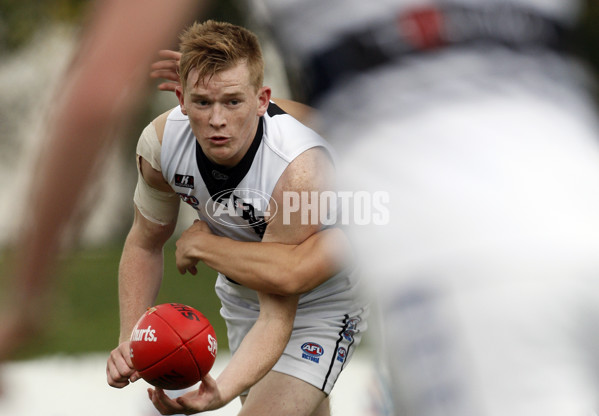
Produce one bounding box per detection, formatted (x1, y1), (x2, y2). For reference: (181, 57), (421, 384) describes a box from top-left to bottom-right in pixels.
(106, 341), (140, 388)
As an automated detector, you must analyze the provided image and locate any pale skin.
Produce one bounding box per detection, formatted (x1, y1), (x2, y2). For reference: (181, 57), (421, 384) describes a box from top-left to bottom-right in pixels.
(107, 60), (341, 415)
(175, 220), (351, 296)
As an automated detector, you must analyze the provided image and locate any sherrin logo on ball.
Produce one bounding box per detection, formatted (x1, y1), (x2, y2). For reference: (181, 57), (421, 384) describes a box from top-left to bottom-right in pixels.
(129, 303), (217, 390)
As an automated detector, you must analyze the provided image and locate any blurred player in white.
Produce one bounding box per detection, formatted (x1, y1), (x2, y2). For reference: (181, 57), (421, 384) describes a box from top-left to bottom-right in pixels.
(249, 0), (599, 415)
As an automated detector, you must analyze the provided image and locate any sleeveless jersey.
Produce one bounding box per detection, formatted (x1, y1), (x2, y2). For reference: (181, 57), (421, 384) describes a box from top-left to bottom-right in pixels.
(160, 101), (332, 242)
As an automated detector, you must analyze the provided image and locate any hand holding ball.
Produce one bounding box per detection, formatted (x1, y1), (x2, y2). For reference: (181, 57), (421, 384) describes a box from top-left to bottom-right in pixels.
(129, 303), (217, 390)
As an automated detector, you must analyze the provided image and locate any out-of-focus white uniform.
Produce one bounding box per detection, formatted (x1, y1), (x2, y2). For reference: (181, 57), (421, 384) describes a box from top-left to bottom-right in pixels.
(254, 1), (599, 415)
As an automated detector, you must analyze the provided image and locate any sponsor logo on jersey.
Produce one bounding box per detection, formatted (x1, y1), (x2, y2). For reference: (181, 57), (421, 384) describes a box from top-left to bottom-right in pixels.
(175, 174), (194, 189)
(301, 342), (324, 363)
(336, 347), (347, 363)
(130, 325), (158, 342)
(177, 192), (200, 209)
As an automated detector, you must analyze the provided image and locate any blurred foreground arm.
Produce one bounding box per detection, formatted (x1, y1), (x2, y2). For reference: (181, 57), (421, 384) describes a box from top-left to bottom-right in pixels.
(0, 0), (201, 364)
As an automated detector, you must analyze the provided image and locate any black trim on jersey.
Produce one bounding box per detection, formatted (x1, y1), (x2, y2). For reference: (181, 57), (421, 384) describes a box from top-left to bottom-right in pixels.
(321, 314), (354, 393)
(195, 117), (264, 200)
(267, 101), (287, 117)
(225, 275), (240, 285)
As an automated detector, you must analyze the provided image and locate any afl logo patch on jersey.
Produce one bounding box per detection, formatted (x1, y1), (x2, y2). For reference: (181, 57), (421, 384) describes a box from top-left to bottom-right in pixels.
(175, 174), (194, 189)
(205, 188), (276, 234)
(301, 342), (324, 363)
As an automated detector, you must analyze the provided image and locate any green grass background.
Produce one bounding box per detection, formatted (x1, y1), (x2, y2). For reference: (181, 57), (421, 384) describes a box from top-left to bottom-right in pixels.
(4, 242), (228, 360)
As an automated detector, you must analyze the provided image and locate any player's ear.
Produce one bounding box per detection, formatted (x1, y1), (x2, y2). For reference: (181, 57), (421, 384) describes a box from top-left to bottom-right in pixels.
(257, 86), (271, 116)
(176, 86), (187, 115)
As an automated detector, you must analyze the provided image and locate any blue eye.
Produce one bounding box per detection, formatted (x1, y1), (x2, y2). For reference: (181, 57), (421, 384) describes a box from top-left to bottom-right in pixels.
(191, 97), (210, 106)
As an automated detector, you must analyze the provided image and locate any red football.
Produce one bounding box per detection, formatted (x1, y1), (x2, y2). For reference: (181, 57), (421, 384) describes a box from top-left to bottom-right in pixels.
(129, 303), (217, 390)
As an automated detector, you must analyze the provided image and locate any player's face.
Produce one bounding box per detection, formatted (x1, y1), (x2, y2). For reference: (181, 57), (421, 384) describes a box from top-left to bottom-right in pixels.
(178, 62), (271, 167)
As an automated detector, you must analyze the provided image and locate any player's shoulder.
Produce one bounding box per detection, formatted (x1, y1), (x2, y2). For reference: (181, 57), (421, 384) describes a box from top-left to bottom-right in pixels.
(264, 101), (314, 133)
(150, 106), (185, 144)
(271, 98), (314, 125)
(269, 147), (335, 202)
(263, 103), (329, 160)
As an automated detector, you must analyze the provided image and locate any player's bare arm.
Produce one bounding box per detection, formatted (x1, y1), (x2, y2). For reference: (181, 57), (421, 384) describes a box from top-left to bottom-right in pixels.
(107, 118), (179, 389)
(176, 223), (350, 295)
(107, 206), (176, 389)
(117, 115), (178, 339)
(190, 148), (334, 409)
(175, 146), (341, 295)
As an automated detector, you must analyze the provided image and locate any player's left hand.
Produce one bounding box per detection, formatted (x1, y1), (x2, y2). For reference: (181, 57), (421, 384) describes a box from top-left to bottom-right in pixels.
(150, 49), (181, 92)
(175, 220), (213, 275)
(148, 374), (226, 415)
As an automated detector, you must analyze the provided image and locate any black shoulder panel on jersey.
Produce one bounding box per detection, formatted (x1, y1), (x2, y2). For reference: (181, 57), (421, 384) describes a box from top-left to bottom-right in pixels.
(267, 101), (287, 117)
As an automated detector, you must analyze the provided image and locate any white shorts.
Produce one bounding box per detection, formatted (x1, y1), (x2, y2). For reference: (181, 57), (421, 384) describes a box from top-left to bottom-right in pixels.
(215, 271), (368, 395)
